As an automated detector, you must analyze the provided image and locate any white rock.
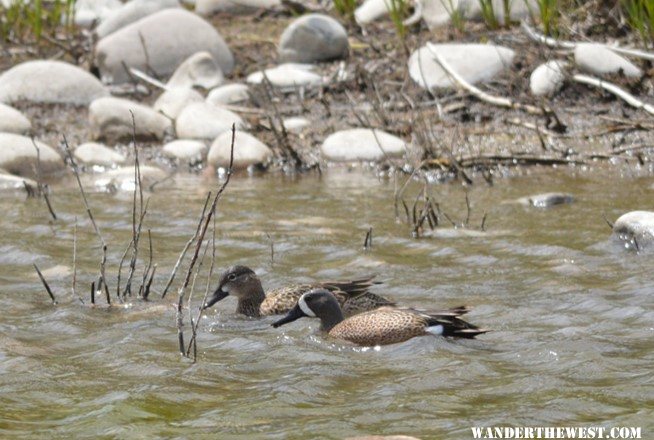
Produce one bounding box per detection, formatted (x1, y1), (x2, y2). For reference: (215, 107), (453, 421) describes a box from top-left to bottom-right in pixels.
(74, 0), (122, 28)
(154, 88), (204, 119)
(420, 0), (458, 29)
(94, 165), (169, 191)
(321, 129), (406, 161)
(74, 142), (126, 166)
(408, 43), (515, 90)
(0, 104), (31, 134)
(176, 102), (244, 139)
(283, 117), (310, 132)
(208, 131), (272, 168)
(89, 97), (173, 141)
(0, 133), (64, 177)
(459, 0), (537, 25)
(0, 169), (37, 191)
(162, 139), (206, 163)
(167, 51), (224, 90)
(0, 60), (108, 105)
(355, 0), (391, 25)
(95, 0), (180, 38)
(612, 211), (654, 249)
(279, 14), (349, 63)
(95, 9), (234, 84)
(574, 43), (641, 78)
(196, 0), (280, 14)
(530, 60), (567, 97)
(246, 64), (323, 90)
(206, 83), (250, 106)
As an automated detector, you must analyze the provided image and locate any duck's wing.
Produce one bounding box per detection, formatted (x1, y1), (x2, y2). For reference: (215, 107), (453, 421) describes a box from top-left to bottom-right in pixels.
(319, 275), (381, 298)
(261, 283), (316, 315)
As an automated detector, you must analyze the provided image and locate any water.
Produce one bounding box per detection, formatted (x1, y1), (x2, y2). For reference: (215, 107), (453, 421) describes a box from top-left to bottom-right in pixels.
(1, 168), (653, 439)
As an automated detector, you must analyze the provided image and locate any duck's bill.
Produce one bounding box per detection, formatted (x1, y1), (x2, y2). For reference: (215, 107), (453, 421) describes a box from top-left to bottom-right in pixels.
(203, 288), (229, 310)
(271, 304), (307, 328)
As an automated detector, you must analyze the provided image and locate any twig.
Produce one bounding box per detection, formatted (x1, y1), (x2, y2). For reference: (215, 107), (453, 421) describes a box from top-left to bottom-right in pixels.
(572, 74), (654, 116)
(31, 137), (57, 221)
(91, 281), (95, 305)
(602, 214), (614, 230)
(34, 264), (57, 304)
(363, 227), (373, 250)
(72, 217), (83, 304)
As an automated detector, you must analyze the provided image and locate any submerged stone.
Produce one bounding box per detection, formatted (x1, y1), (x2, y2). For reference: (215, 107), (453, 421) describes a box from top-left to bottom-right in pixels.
(0, 133), (64, 178)
(522, 192), (574, 208)
(612, 211), (654, 250)
(94, 165), (169, 191)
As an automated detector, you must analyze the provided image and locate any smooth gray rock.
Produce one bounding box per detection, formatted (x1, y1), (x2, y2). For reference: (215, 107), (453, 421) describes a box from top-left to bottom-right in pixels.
(74, 0), (122, 28)
(162, 139), (206, 164)
(95, 0), (180, 38)
(574, 44), (641, 78)
(95, 9), (234, 84)
(89, 97), (173, 141)
(0, 104), (31, 134)
(0, 133), (64, 177)
(246, 64), (323, 90)
(321, 129), (406, 161)
(206, 83), (250, 106)
(208, 130), (272, 168)
(176, 102), (244, 139)
(74, 142), (126, 166)
(0, 60), (108, 105)
(0, 169), (37, 191)
(94, 165), (169, 191)
(521, 192), (574, 208)
(612, 211), (654, 250)
(408, 43), (515, 90)
(196, 0), (280, 14)
(167, 51), (224, 90)
(530, 60), (567, 97)
(279, 14), (349, 63)
(154, 88), (204, 119)
(283, 116), (310, 133)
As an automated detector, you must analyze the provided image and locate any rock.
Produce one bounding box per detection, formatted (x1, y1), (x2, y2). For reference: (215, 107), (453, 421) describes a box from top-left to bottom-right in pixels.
(74, 142), (127, 166)
(0, 169), (37, 191)
(574, 44), (641, 78)
(355, 0), (391, 25)
(530, 60), (567, 97)
(74, 0), (122, 28)
(94, 165), (169, 191)
(408, 43), (515, 90)
(279, 14), (349, 63)
(283, 116), (310, 132)
(321, 129), (406, 161)
(154, 88), (204, 119)
(520, 192), (574, 208)
(176, 102), (245, 139)
(419, 0), (457, 29)
(0, 60), (108, 105)
(0, 104), (31, 134)
(206, 83), (250, 106)
(208, 130), (272, 168)
(162, 140), (206, 164)
(612, 211), (654, 250)
(459, 0), (537, 25)
(95, 9), (234, 84)
(167, 51), (224, 90)
(0, 133), (64, 177)
(95, 0), (180, 38)
(246, 64), (323, 90)
(196, 0), (280, 15)
(89, 97), (173, 141)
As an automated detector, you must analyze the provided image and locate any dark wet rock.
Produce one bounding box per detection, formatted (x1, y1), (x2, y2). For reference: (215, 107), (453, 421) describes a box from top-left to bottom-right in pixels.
(89, 97), (173, 141)
(279, 14), (349, 63)
(408, 44), (515, 91)
(176, 102), (245, 139)
(521, 193), (574, 208)
(0, 133), (64, 177)
(321, 128), (406, 161)
(246, 64), (323, 89)
(206, 83), (250, 106)
(0, 103), (31, 134)
(196, 0), (280, 15)
(0, 60), (108, 105)
(207, 130), (272, 168)
(574, 44), (641, 78)
(167, 51), (224, 90)
(530, 60), (567, 97)
(95, 9), (234, 84)
(162, 139), (206, 164)
(612, 211), (654, 250)
(154, 88), (204, 119)
(95, 0), (180, 38)
(74, 142), (127, 167)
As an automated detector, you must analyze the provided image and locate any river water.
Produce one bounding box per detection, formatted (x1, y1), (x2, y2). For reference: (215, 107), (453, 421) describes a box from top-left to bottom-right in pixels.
(1, 168), (652, 439)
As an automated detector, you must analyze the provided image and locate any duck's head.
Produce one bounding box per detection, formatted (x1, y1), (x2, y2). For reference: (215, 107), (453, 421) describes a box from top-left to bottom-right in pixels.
(203, 265), (261, 310)
(271, 288), (343, 329)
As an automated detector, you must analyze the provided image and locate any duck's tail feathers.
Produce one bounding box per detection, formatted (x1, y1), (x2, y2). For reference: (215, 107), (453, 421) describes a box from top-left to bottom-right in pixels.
(425, 308), (488, 339)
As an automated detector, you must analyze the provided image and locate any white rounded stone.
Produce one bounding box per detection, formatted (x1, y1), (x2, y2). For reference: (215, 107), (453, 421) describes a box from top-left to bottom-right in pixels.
(95, 0), (180, 38)
(154, 88), (204, 119)
(0, 133), (64, 177)
(283, 117), (310, 133)
(162, 140), (206, 163)
(321, 128), (406, 161)
(196, 0), (280, 15)
(0, 169), (37, 191)
(167, 51), (224, 90)
(74, 142), (126, 166)
(574, 43), (641, 78)
(0, 103), (31, 134)
(74, 0), (122, 28)
(530, 60), (567, 97)
(176, 102), (245, 139)
(94, 165), (169, 191)
(208, 130), (272, 168)
(246, 64), (323, 90)
(89, 97), (173, 141)
(206, 83), (250, 106)
(612, 211), (654, 249)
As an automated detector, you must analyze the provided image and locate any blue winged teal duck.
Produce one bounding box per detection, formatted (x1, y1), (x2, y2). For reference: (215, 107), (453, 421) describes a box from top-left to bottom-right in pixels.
(272, 289), (487, 346)
(202, 266), (394, 318)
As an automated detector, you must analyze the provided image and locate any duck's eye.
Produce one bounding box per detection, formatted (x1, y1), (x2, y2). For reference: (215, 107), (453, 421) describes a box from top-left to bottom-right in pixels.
(227, 273), (237, 281)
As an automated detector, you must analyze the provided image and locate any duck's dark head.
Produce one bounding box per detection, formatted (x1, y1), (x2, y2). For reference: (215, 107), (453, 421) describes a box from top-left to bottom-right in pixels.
(271, 288), (344, 331)
(203, 265), (261, 310)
